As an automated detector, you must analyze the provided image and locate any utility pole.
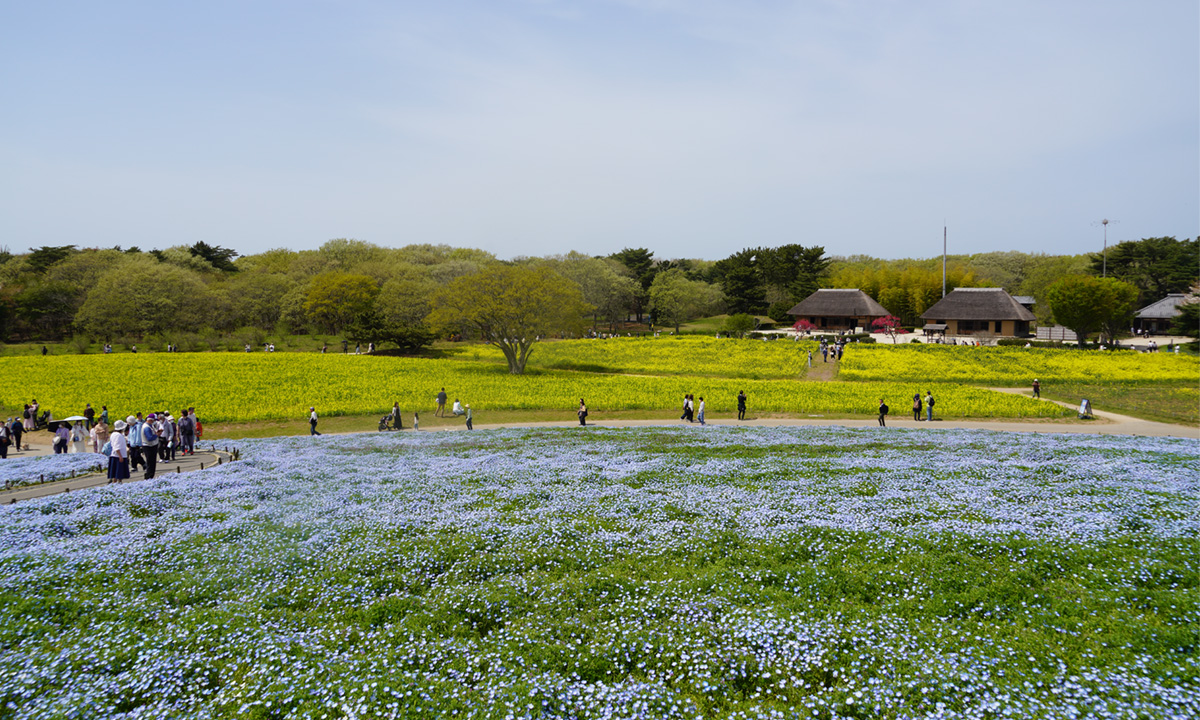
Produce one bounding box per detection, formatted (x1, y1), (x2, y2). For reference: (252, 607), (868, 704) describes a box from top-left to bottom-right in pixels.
(942, 224), (947, 297)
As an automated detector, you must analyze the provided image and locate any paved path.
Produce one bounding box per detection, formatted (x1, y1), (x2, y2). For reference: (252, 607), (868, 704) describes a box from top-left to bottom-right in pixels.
(1, 445), (235, 505)
(3, 400), (1193, 505)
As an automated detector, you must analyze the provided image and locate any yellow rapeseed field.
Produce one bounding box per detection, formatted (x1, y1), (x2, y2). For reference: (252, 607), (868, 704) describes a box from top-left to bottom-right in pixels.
(838, 344), (1199, 385)
(2, 353), (1064, 422)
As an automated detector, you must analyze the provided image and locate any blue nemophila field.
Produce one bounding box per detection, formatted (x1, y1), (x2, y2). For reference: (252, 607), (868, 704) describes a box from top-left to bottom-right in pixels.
(0, 427), (1196, 719)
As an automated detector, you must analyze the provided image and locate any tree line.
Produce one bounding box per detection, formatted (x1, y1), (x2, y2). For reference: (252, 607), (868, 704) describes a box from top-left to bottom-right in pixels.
(0, 236), (1194, 352)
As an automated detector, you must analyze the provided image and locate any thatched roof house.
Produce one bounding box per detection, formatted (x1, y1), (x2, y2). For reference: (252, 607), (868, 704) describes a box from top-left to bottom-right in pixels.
(1134, 293), (1188, 334)
(786, 289), (892, 331)
(920, 288), (1035, 337)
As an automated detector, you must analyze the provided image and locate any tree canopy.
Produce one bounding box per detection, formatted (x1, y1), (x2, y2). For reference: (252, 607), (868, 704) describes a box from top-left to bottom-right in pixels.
(427, 265), (592, 374)
(1046, 275), (1139, 346)
(1089, 236), (1199, 306)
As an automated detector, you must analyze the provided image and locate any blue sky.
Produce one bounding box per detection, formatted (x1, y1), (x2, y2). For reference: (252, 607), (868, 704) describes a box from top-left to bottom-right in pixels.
(2, 1), (1196, 261)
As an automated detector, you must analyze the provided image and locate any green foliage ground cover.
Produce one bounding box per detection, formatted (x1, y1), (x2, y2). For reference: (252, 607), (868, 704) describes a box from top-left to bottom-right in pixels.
(1, 426), (1196, 718)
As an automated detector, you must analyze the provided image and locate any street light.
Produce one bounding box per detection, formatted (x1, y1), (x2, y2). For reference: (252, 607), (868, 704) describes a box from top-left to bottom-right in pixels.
(1094, 218), (1118, 277)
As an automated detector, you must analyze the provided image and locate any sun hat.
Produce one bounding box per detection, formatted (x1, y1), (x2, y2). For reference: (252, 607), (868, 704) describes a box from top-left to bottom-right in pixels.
(114, 420), (127, 431)
(147, 413), (157, 420)
(126, 416), (137, 424)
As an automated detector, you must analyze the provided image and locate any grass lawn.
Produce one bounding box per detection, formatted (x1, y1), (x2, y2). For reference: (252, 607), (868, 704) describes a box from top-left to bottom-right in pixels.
(1042, 382), (1200, 425)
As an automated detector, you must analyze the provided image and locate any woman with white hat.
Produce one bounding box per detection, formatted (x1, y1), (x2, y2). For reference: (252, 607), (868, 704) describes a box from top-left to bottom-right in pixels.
(107, 420), (129, 482)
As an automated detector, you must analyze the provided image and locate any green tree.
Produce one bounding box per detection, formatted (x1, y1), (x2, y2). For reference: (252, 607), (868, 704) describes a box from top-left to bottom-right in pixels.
(1095, 278), (1140, 345)
(1046, 275), (1139, 346)
(1090, 237), (1200, 304)
(712, 249), (765, 314)
(649, 268), (724, 333)
(546, 253), (640, 331)
(1170, 300), (1199, 338)
(303, 272), (379, 333)
(188, 242), (239, 272)
(609, 247), (657, 322)
(75, 255), (215, 338)
(427, 265), (592, 374)
(27, 245), (77, 274)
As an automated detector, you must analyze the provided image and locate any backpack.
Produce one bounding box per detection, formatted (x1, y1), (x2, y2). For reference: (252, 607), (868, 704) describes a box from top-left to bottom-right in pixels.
(142, 423), (158, 444)
(101, 441), (112, 457)
(929, 397), (935, 408)
(880, 404), (889, 415)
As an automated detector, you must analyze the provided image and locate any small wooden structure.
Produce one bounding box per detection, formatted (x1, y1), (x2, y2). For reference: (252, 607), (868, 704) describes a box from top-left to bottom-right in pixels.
(786, 289), (892, 332)
(920, 288), (1035, 337)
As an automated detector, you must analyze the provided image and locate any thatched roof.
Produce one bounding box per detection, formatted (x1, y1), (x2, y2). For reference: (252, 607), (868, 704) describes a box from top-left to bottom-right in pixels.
(787, 289), (892, 317)
(1135, 293), (1188, 320)
(920, 288), (1036, 321)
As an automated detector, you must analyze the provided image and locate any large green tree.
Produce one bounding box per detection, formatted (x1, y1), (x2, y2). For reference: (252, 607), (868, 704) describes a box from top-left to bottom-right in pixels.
(75, 255), (217, 338)
(1046, 275), (1139, 346)
(303, 272), (379, 333)
(609, 247), (657, 322)
(427, 265), (592, 374)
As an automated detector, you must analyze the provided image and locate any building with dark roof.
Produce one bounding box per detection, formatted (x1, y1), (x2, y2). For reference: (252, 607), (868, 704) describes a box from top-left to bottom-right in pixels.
(786, 289), (893, 331)
(920, 287), (1035, 337)
(1134, 293), (1189, 334)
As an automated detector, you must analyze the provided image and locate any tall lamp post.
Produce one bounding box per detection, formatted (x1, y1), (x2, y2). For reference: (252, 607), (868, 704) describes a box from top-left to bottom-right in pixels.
(1101, 218), (1109, 277)
(1094, 218), (1118, 277)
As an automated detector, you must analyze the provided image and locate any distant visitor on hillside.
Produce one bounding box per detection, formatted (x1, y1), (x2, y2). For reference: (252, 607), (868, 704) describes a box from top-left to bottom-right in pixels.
(436, 388), (447, 417)
(452, 399), (464, 417)
(578, 399), (588, 426)
(737, 390), (747, 421)
(878, 399), (888, 427)
(309, 407), (321, 436)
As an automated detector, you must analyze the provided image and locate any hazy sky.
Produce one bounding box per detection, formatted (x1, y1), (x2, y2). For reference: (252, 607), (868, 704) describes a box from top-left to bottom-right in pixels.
(2, 1), (1196, 261)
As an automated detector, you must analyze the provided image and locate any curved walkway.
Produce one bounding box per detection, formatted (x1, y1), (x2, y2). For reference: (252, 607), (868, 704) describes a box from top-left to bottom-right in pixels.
(1, 446), (235, 505)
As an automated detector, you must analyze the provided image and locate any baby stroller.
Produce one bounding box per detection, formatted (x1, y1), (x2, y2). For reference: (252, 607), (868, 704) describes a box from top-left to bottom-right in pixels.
(378, 414), (394, 431)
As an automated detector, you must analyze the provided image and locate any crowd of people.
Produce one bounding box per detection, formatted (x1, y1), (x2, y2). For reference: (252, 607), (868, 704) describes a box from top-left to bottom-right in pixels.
(0, 399), (204, 481)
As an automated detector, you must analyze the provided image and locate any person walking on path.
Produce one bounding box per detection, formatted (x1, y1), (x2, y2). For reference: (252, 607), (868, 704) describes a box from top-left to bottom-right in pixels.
(1032, 379), (1040, 399)
(925, 391), (934, 422)
(100, 406), (108, 427)
(309, 407), (321, 436)
(107, 420), (129, 482)
(413, 412), (419, 431)
(698, 397), (706, 425)
(10, 417), (23, 452)
(436, 388), (448, 417)
(84, 404), (95, 430)
(807, 351), (812, 368)
(737, 391), (747, 421)
(391, 402), (403, 429)
(878, 399), (889, 427)
(178, 410), (195, 455)
(465, 405), (473, 430)
(0, 420), (10, 460)
(912, 393), (923, 421)
(578, 399), (588, 426)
